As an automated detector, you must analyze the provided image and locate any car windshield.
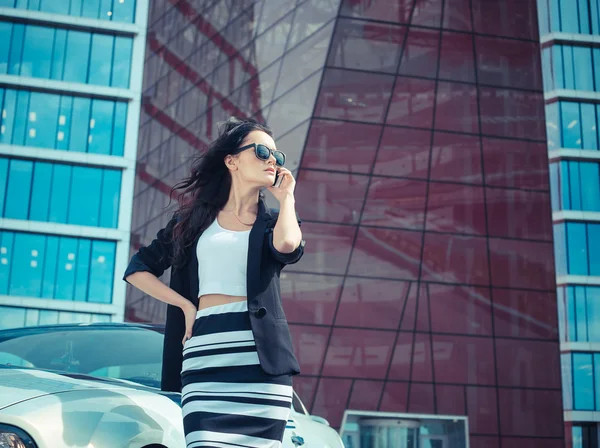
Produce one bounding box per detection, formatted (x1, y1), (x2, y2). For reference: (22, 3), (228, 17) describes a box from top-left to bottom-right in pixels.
(0, 325), (164, 389)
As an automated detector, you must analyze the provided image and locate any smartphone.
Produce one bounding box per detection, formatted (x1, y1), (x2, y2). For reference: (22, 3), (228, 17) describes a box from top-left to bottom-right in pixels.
(273, 172), (283, 188)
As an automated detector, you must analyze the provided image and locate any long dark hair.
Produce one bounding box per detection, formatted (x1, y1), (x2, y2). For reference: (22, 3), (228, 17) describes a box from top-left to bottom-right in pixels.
(168, 117), (273, 270)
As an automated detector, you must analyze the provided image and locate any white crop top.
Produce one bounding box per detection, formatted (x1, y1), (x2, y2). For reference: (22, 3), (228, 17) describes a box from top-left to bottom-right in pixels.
(196, 217), (250, 298)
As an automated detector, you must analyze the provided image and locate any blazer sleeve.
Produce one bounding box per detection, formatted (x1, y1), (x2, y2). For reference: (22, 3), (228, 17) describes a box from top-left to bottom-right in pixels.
(123, 215), (178, 283)
(267, 213), (305, 265)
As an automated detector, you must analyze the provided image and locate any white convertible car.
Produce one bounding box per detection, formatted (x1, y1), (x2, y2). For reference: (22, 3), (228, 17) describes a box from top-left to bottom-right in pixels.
(0, 323), (344, 448)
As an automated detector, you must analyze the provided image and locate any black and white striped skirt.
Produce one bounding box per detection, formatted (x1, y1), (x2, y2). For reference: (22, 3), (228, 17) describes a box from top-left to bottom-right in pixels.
(181, 300), (293, 448)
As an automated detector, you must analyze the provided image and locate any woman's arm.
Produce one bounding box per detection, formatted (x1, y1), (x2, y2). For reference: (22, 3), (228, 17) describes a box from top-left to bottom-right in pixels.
(272, 195), (302, 253)
(123, 215), (197, 343)
(126, 271), (193, 311)
(268, 167), (303, 253)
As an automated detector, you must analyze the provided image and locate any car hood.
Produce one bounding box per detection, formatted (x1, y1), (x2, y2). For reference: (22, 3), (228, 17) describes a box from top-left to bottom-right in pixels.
(0, 365), (172, 410)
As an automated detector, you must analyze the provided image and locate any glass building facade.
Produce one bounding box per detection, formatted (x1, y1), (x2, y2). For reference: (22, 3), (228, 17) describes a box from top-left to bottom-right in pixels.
(0, 0), (148, 327)
(539, 0), (600, 446)
(127, 0), (564, 446)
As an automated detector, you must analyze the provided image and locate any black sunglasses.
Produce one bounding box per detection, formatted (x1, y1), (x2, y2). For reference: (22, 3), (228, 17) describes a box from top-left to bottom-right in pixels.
(236, 143), (286, 167)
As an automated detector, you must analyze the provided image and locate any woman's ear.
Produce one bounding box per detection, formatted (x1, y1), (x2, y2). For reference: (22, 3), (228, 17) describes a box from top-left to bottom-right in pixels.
(224, 154), (238, 171)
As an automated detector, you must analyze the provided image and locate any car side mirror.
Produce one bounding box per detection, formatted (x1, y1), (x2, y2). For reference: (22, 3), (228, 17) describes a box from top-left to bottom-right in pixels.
(310, 415), (330, 426)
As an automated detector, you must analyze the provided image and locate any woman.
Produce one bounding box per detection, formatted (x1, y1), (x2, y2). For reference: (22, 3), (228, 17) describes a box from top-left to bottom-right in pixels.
(123, 117), (305, 448)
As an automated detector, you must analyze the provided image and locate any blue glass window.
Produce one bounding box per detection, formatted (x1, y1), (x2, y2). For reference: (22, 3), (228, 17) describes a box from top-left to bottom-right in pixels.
(0, 21), (133, 86)
(4, 159), (33, 220)
(55, 237), (78, 300)
(0, 22), (12, 74)
(595, 355), (600, 411)
(579, 0), (592, 34)
(70, 0), (83, 16)
(588, 224), (600, 276)
(564, 287), (577, 341)
(0, 157), (7, 215)
(29, 162), (52, 221)
(50, 29), (67, 81)
(112, 36), (133, 88)
(69, 97), (91, 153)
(88, 33), (114, 86)
(541, 48), (552, 91)
(561, 0), (582, 32)
(100, 0), (112, 19)
(575, 286), (589, 341)
(587, 288), (600, 341)
(573, 47), (594, 91)
(567, 222), (588, 275)
(539, 1), (550, 43)
(7, 23), (24, 75)
(563, 46), (575, 90)
(12, 90), (30, 146)
(545, 103), (560, 150)
(88, 100), (114, 155)
(553, 223), (567, 275)
(2, 1), (135, 22)
(549, 44), (600, 92)
(568, 161), (582, 209)
(81, 0), (101, 19)
(68, 166), (102, 226)
(39, 1), (69, 14)
(100, 169), (121, 227)
(580, 162), (600, 211)
(562, 353), (573, 410)
(0, 306), (109, 330)
(561, 102), (582, 149)
(112, 0), (136, 23)
(558, 161), (600, 212)
(573, 353), (595, 410)
(74, 239), (91, 302)
(556, 286), (600, 343)
(9, 233), (45, 297)
(63, 31), (91, 83)
(56, 96), (73, 151)
(543, 0), (600, 35)
(0, 89), (127, 156)
(88, 240), (115, 303)
(21, 25), (54, 78)
(559, 161), (570, 209)
(38, 310), (59, 325)
(551, 46), (563, 91)
(0, 232), (14, 295)
(1, 157), (121, 228)
(595, 49), (600, 90)
(550, 162), (560, 210)
(0, 307), (26, 331)
(593, 0), (600, 34)
(549, 0), (561, 32)
(41, 236), (58, 298)
(111, 101), (127, 156)
(48, 164), (72, 223)
(27, 92), (60, 149)
(581, 104), (598, 150)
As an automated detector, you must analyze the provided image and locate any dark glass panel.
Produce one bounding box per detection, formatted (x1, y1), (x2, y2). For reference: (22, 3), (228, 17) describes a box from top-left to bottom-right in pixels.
(425, 182), (486, 235)
(295, 170), (369, 224)
(361, 177), (427, 230)
(315, 69), (394, 124)
(301, 119), (381, 174)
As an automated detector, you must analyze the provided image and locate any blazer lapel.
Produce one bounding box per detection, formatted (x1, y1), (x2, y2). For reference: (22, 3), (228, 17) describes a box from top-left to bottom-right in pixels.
(187, 232), (201, 308)
(246, 198), (269, 310)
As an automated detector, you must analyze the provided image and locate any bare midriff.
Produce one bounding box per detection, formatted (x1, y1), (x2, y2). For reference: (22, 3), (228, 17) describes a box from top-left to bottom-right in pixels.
(198, 293), (246, 310)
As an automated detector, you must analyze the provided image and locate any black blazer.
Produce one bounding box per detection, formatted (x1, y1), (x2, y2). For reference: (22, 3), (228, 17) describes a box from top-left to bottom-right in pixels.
(123, 198), (305, 392)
